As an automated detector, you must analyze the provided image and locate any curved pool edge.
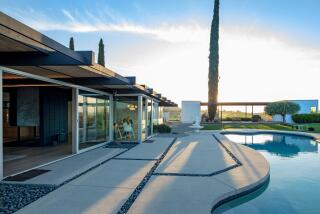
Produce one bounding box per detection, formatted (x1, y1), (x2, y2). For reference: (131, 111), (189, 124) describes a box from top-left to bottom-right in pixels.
(211, 175), (270, 213)
(210, 133), (271, 213)
(219, 129), (320, 142)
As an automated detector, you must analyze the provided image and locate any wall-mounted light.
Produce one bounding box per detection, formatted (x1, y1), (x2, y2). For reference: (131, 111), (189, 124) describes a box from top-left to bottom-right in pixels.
(127, 104), (137, 111)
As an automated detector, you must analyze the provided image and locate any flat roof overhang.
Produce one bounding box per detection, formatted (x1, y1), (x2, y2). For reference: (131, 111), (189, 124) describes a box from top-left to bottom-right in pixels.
(0, 12), (129, 81)
(0, 12), (176, 107)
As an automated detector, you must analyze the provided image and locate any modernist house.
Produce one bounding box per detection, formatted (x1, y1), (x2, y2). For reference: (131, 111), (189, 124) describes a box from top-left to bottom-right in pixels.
(0, 12), (176, 180)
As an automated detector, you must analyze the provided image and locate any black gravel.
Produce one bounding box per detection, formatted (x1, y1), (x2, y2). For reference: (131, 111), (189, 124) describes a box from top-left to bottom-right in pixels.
(0, 183), (56, 214)
(1, 142), (138, 213)
(117, 137), (178, 214)
(212, 134), (242, 166)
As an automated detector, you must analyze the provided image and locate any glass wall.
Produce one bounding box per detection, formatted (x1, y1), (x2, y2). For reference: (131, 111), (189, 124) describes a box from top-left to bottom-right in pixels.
(159, 106), (164, 124)
(114, 96), (139, 141)
(141, 97), (147, 141)
(78, 90), (110, 150)
(147, 99), (152, 136)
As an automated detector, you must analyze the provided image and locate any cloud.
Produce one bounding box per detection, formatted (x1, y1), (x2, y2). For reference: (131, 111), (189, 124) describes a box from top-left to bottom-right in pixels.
(2, 7), (320, 104)
(3, 8), (209, 43)
(62, 9), (75, 22)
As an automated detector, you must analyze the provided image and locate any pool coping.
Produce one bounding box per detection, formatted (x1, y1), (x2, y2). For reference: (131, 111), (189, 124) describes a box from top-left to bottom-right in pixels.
(218, 129), (320, 142)
(210, 129), (320, 213)
(209, 132), (271, 213)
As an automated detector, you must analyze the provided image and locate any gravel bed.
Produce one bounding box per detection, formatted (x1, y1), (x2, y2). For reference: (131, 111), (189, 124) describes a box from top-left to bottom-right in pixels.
(1, 142), (137, 213)
(212, 134), (242, 166)
(117, 137), (177, 214)
(0, 183), (56, 214)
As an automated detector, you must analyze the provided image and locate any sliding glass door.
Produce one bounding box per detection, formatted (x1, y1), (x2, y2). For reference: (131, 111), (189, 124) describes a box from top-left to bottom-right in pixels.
(114, 96), (138, 142)
(78, 90), (110, 150)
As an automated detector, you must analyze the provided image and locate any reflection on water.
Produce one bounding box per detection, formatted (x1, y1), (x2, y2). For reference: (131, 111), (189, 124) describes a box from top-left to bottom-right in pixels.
(214, 133), (320, 214)
(225, 134), (318, 158)
(214, 179), (270, 214)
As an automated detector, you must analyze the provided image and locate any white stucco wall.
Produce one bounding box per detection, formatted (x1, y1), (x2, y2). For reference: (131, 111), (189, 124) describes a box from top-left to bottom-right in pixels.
(181, 101), (201, 123)
(272, 100), (319, 123)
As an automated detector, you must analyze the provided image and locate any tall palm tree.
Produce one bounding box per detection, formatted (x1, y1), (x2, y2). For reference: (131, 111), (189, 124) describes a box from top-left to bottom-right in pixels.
(208, 0), (220, 121)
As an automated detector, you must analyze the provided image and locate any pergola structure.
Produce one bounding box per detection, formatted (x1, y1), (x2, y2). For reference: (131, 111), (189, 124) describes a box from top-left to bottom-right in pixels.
(201, 102), (271, 120)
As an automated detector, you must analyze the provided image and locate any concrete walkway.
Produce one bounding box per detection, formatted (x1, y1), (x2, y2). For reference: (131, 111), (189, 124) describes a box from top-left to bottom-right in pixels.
(127, 133), (269, 214)
(16, 134), (269, 214)
(9, 147), (126, 186)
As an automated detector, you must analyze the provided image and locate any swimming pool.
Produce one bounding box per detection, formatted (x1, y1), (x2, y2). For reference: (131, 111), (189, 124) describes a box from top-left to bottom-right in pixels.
(213, 133), (320, 214)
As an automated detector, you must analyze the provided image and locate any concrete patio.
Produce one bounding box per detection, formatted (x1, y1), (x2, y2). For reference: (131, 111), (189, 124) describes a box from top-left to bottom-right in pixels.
(11, 133), (269, 214)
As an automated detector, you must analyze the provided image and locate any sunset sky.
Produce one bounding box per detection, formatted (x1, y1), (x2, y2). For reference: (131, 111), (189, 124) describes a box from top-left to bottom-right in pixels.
(1, 0), (320, 105)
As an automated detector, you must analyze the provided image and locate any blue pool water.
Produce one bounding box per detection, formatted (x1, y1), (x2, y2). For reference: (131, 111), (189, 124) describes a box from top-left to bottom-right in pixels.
(213, 133), (320, 214)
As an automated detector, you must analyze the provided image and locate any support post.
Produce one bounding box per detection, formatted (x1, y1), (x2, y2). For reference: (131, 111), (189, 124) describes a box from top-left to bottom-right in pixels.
(72, 88), (79, 154)
(137, 96), (142, 143)
(145, 98), (148, 138)
(245, 105), (248, 118)
(252, 105), (254, 119)
(109, 95), (114, 142)
(0, 70), (3, 180)
(151, 99), (154, 136)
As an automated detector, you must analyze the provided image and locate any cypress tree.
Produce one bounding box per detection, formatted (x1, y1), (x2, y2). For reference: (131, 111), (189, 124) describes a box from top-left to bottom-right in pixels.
(69, 37), (75, 50)
(208, 0), (220, 121)
(98, 38), (105, 66)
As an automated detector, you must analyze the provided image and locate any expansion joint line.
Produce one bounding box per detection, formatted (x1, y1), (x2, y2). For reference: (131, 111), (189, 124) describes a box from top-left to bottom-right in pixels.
(59, 146), (136, 187)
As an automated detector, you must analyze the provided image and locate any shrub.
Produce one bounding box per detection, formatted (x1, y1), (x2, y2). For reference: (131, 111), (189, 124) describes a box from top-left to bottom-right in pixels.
(223, 117), (251, 121)
(265, 101), (300, 123)
(252, 115), (262, 122)
(154, 124), (172, 133)
(241, 118), (252, 122)
(292, 113), (320, 123)
(201, 113), (209, 122)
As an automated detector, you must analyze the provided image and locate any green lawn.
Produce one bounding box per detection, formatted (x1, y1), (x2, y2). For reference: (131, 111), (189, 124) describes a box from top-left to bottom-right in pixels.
(201, 123), (320, 133)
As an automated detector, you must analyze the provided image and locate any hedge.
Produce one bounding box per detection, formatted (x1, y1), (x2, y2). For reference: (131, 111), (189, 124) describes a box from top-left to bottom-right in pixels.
(292, 113), (320, 123)
(224, 117), (251, 122)
(154, 124), (172, 133)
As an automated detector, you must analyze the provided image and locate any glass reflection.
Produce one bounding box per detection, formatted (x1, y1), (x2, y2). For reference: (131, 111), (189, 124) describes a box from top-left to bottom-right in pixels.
(78, 90), (110, 149)
(114, 96), (138, 141)
(225, 134), (318, 158)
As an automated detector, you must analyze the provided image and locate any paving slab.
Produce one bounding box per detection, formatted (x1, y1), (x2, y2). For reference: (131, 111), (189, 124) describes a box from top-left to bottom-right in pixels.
(117, 137), (174, 160)
(155, 134), (237, 174)
(16, 159), (155, 214)
(9, 147), (126, 185)
(15, 185), (132, 214)
(69, 159), (155, 188)
(213, 134), (270, 193)
(127, 175), (235, 214)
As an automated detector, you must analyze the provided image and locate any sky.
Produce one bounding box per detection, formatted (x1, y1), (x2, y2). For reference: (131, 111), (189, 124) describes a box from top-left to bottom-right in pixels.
(1, 0), (320, 106)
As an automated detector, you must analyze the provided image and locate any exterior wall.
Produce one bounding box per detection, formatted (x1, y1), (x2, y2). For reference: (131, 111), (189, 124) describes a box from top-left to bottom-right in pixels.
(272, 100), (319, 123)
(181, 101), (201, 123)
(40, 87), (70, 146)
